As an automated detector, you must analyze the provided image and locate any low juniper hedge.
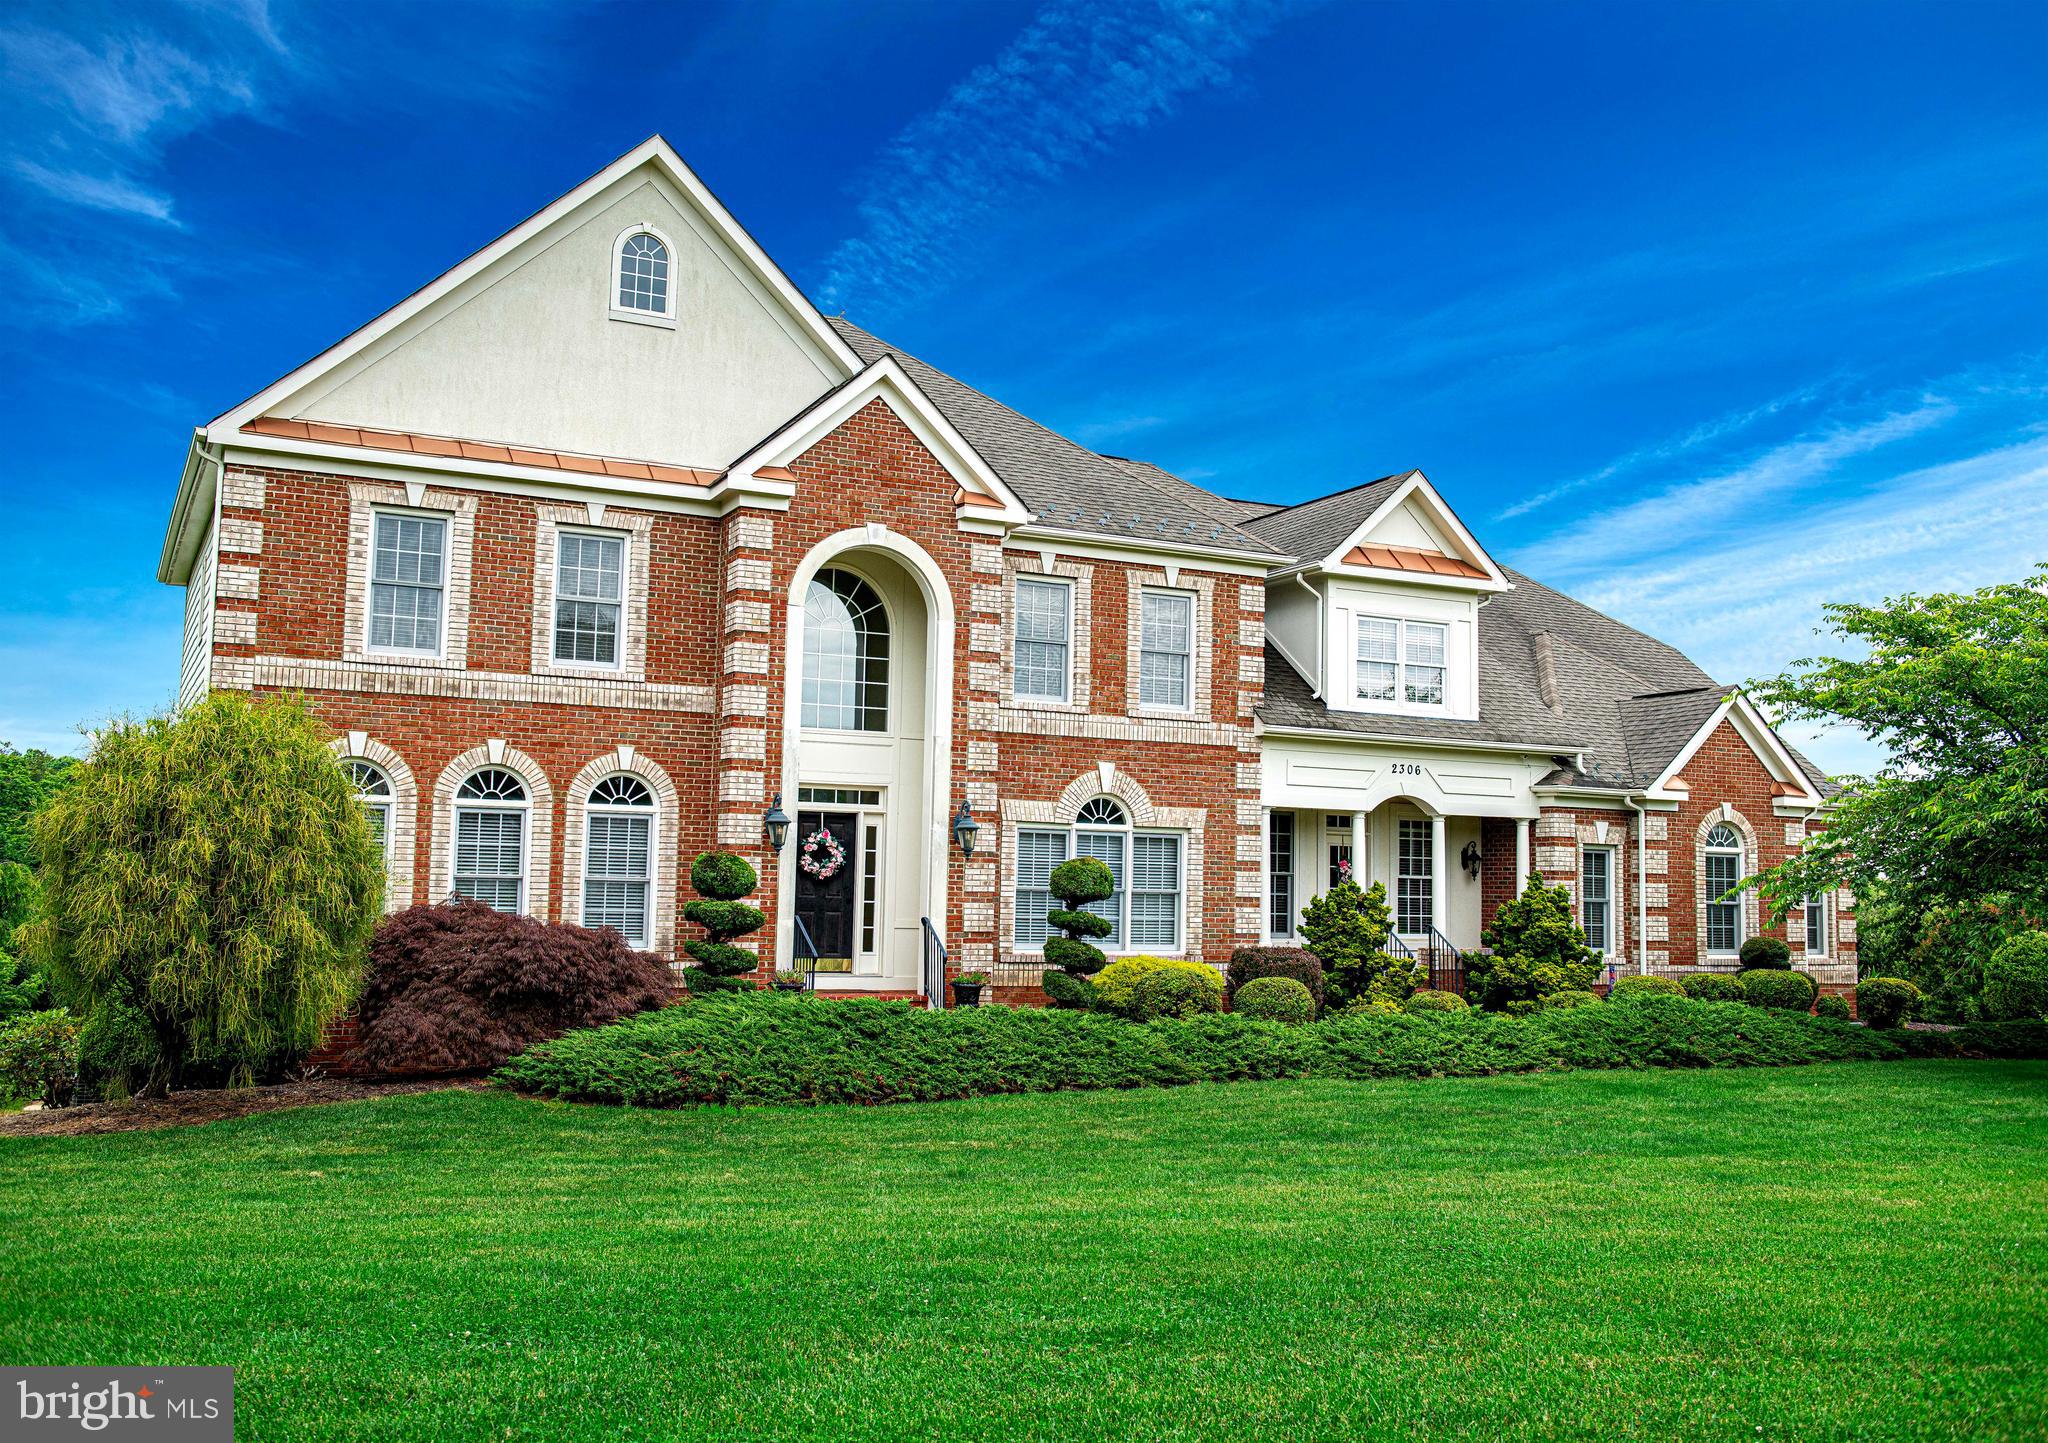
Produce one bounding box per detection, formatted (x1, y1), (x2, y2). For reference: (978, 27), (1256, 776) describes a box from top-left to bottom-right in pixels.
(486, 993), (2033, 1109)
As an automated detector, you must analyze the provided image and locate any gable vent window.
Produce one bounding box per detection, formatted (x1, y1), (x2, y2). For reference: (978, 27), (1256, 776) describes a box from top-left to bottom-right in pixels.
(1356, 616), (1448, 709)
(554, 532), (624, 667)
(616, 231), (670, 315)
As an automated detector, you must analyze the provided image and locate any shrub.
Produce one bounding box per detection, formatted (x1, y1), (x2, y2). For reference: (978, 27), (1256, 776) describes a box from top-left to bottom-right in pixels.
(356, 902), (674, 1075)
(1681, 972), (1745, 1002)
(0, 948), (49, 1024)
(1131, 965), (1224, 1020)
(1043, 858), (1116, 981)
(1538, 989), (1600, 1010)
(1739, 937), (1793, 971)
(1300, 880), (1396, 1007)
(1469, 877), (1600, 1010)
(74, 982), (156, 1099)
(1857, 976), (1921, 1030)
(1741, 968), (1819, 1011)
(0, 1008), (79, 1106)
(24, 693), (382, 1093)
(1040, 969), (1096, 1010)
(1226, 946), (1325, 1013)
(1092, 956), (1218, 1018)
(682, 852), (763, 994)
(498, 990), (1910, 1109)
(1815, 994), (1852, 1021)
(1404, 988), (1470, 1014)
(1982, 932), (2048, 1021)
(1611, 975), (1686, 1000)
(1233, 976), (1315, 1025)
(1906, 894), (2045, 1023)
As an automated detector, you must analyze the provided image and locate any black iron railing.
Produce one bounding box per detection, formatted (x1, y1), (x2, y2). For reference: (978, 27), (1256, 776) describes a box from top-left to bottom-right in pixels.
(793, 915), (821, 993)
(1425, 927), (1466, 995)
(920, 917), (948, 1009)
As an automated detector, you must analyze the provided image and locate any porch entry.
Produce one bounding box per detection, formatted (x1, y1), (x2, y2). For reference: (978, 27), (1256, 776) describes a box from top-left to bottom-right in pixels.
(793, 809), (858, 972)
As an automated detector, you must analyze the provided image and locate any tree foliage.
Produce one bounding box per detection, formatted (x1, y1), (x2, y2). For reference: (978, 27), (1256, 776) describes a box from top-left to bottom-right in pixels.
(1469, 876), (1601, 1012)
(22, 693), (382, 1092)
(0, 742), (75, 944)
(682, 852), (764, 994)
(1044, 856), (1115, 981)
(1745, 568), (2048, 926)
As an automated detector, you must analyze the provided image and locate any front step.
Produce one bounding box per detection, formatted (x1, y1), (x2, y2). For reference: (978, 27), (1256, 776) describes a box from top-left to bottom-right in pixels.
(810, 988), (928, 1007)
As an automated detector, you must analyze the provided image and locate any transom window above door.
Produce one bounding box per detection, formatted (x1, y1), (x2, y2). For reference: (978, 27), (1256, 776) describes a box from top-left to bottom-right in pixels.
(802, 568), (890, 731)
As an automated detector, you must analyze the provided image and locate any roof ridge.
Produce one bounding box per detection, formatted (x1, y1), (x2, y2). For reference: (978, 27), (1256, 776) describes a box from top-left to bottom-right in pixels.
(1627, 684), (1729, 701)
(1252, 469), (1413, 518)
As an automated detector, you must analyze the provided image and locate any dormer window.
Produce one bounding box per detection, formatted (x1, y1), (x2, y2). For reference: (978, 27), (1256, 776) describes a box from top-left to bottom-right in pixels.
(611, 226), (675, 324)
(1356, 616), (1448, 709)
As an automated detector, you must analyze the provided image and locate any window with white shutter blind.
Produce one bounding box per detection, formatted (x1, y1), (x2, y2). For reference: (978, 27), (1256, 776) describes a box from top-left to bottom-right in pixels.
(369, 513), (447, 654)
(1012, 799), (1184, 956)
(454, 768), (528, 913)
(1013, 829), (1069, 948)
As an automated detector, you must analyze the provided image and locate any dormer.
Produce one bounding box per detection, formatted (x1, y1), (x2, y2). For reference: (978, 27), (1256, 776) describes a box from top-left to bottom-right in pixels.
(1251, 471), (1510, 722)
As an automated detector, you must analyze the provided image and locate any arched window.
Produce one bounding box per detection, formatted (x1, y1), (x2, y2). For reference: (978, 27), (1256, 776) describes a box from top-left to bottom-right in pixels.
(801, 567), (890, 731)
(583, 775), (654, 946)
(345, 759), (393, 862)
(616, 231), (671, 316)
(454, 768), (529, 912)
(1703, 823), (1744, 955)
(1015, 796), (1182, 954)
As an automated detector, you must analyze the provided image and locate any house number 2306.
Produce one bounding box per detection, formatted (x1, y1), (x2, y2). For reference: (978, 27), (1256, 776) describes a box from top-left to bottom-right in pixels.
(1389, 763), (1424, 777)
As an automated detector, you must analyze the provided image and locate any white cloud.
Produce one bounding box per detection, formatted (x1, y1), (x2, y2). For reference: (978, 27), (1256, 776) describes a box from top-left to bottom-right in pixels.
(13, 160), (179, 222)
(817, 0), (1305, 316)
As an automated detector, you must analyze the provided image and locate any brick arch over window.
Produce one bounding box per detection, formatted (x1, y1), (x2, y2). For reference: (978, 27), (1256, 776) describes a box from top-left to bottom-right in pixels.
(1052, 763), (1168, 826)
(430, 741), (555, 918)
(329, 732), (417, 911)
(1694, 803), (1760, 963)
(560, 746), (680, 955)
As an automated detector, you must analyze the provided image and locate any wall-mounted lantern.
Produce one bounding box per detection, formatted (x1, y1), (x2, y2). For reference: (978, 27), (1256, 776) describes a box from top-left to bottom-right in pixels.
(952, 800), (981, 857)
(763, 793), (792, 852)
(1460, 839), (1483, 881)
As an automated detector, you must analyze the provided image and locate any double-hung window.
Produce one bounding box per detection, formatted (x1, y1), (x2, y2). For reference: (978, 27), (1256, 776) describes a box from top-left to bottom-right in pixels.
(1396, 818), (1433, 935)
(454, 768), (529, 913)
(1356, 616), (1448, 709)
(1015, 798), (1183, 954)
(1014, 577), (1072, 702)
(1581, 847), (1613, 953)
(583, 775), (653, 946)
(1267, 811), (1295, 939)
(1703, 824), (1744, 955)
(1805, 892), (1828, 956)
(554, 531), (624, 667)
(370, 512), (447, 655)
(1138, 590), (1194, 710)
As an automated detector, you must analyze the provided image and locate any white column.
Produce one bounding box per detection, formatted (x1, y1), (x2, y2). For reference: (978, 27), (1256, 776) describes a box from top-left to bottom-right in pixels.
(1430, 813), (1448, 937)
(1259, 807), (1272, 941)
(1350, 810), (1367, 888)
(1515, 818), (1531, 889)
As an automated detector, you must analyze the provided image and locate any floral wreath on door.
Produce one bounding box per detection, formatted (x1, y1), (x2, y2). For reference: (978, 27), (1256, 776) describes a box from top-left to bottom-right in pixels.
(799, 825), (847, 880)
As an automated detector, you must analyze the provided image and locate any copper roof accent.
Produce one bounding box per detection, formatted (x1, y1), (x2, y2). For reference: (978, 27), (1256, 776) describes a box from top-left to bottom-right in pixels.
(1340, 543), (1488, 579)
(1771, 780), (1809, 797)
(239, 415), (723, 486)
(754, 465), (799, 483)
(955, 488), (1006, 510)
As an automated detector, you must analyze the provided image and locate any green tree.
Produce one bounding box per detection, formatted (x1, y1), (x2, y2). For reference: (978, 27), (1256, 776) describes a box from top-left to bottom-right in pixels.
(1468, 876), (1600, 1012)
(0, 742), (75, 944)
(1300, 879), (1420, 1007)
(1745, 568), (2048, 929)
(682, 852), (764, 993)
(1043, 857), (1116, 981)
(23, 693), (382, 1093)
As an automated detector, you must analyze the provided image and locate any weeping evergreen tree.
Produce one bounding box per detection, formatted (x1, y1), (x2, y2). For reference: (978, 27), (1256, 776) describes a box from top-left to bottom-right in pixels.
(23, 693), (382, 1093)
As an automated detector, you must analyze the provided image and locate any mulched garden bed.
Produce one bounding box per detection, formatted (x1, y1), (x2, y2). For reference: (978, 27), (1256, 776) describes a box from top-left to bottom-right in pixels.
(0, 1077), (475, 1138)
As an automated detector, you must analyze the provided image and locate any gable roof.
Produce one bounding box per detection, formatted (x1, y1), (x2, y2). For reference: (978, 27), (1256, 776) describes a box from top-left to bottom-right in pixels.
(1238, 473), (1411, 560)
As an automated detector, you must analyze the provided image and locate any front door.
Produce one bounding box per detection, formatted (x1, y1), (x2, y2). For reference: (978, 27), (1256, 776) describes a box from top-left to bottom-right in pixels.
(794, 810), (857, 972)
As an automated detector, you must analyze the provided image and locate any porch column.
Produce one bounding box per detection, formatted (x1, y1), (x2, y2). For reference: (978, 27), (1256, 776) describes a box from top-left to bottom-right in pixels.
(1430, 813), (1448, 936)
(1515, 819), (1531, 889)
(1259, 807), (1272, 940)
(1350, 811), (1367, 888)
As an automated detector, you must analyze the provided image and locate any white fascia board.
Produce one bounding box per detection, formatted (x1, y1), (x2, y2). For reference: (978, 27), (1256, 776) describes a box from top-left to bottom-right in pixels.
(205, 136), (860, 438)
(727, 355), (1035, 524)
(1646, 692), (1825, 805)
(1013, 524), (1290, 574)
(216, 440), (737, 516)
(1316, 471), (1513, 590)
(1258, 723), (1570, 758)
(158, 430), (219, 584)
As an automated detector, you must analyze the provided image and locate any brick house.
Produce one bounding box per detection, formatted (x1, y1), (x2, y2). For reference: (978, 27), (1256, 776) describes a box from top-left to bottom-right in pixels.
(158, 137), (1852, 1004)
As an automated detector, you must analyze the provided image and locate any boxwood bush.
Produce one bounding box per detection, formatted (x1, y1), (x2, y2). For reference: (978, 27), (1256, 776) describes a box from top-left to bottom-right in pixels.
(1404, 988), (1469, 1014)
(497, 992), (1920, 1109)
(1814, 993), (1852, 1021)
(1130, 965), (1224, 1020)
(1982, 932), (2048, 1021)
(1537, 989), (1600, 1010)
(1092, 956), (1220, 1018)
(1681, 972), (1745, 1002)
(1232, 976), (1315, 1025)
(1857, 976), (1920, 1029)
(1739, 937), (1793, 971)
(1740, 968), (1819, 1011)
(1226, 946), (1325, 1013)
(1611, 975), (1685, 1000)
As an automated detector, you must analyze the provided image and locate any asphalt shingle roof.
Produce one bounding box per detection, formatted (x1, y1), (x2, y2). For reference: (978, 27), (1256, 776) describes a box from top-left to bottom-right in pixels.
(1238, 473), (1412, 563)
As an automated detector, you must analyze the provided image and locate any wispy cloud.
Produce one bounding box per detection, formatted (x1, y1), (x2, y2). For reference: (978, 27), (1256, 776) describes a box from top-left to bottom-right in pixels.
(13, 160), (180, 223)
(816, 0), (1306, 317)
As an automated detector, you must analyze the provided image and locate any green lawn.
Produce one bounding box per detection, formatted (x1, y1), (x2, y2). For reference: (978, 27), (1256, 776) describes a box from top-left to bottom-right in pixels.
(3, 1064), (2044, 1441)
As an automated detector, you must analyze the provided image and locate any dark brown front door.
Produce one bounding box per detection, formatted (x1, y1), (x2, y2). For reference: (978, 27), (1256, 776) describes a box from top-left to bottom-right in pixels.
(794, 810), (857, 971)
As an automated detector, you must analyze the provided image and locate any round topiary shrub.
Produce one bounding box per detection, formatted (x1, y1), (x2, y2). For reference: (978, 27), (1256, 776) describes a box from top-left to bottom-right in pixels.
(1404, 988), (1470, 1014)
(1681, 972), (1745, 1002)
(1611, 975), (1686, 1000)
(682, 851), (764, 994)
(1740, 968), (1819, 1011)
(1983, 932), (2048, 1022)
(1738, 936), (1793, 971)
(1226, 946), (1325, 1013)
(1040, 969), (1096, 1011)
(1538, 989), (1601, 1009)
(1232, 975), (1315, 1025)
(1856, 976), (1920, 1029)
(1130, 964), (1224, 1020)
(1814, 993), (1852, 1021)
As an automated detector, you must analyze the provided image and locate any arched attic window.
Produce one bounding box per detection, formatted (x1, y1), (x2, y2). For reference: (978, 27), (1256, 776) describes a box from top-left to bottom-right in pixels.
(614, 228), (673, 319)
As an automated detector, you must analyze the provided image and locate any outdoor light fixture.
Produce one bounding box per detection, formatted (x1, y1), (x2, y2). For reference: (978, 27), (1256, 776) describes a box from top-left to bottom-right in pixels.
(763, 794), (792, 852)
(952, 800), (981, 857)
(1461, 839), (1483, 880)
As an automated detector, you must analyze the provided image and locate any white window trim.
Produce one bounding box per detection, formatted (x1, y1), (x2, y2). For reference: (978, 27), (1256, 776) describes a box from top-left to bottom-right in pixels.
(1354, 614), (1451, 714)
(330, 735), (417, 911)
(1011, 812), (1186, 958)
(1580, 845), (1616, 954)
(581, 788), (655, 947)
(1267, 809), (1297, 942)
(1697, 808), (1757, 962)
(609, 222), (678, 328)
(1804, 891), (1830, 961)
(453, 783), (530, 914)
(1126, 570), (1214, 720)
(1009, 572), (1078, 706)
(1394, 815), (1435, 936)
(345, 483), (476, 671)
(365, 507), (452, 661)
(531, 506), (651, 682)
(431, 744), (553, 919)
(561, 747), (678, 955)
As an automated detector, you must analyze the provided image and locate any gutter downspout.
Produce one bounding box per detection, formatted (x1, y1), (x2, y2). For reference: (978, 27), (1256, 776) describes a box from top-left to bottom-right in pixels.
(1625, 794), (1650, 975)
(1293, 573), (1324, 698)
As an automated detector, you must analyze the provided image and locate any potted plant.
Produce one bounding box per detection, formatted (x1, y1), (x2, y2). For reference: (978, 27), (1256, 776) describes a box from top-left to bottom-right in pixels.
(952, 970), (991, 1007)
(772, 968), (807, 993)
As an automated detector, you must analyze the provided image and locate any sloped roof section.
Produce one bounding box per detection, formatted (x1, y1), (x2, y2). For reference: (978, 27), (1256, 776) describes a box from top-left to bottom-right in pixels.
(829, 319), (1284, 556)
(1238, 473), (1410, 561)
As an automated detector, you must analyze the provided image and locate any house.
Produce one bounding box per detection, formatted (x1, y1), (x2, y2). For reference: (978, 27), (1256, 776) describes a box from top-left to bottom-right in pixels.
(158, 137), (1854, 1004)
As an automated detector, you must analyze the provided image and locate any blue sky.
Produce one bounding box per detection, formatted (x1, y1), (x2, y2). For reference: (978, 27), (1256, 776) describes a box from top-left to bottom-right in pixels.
(1, 0), (2043, 772)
